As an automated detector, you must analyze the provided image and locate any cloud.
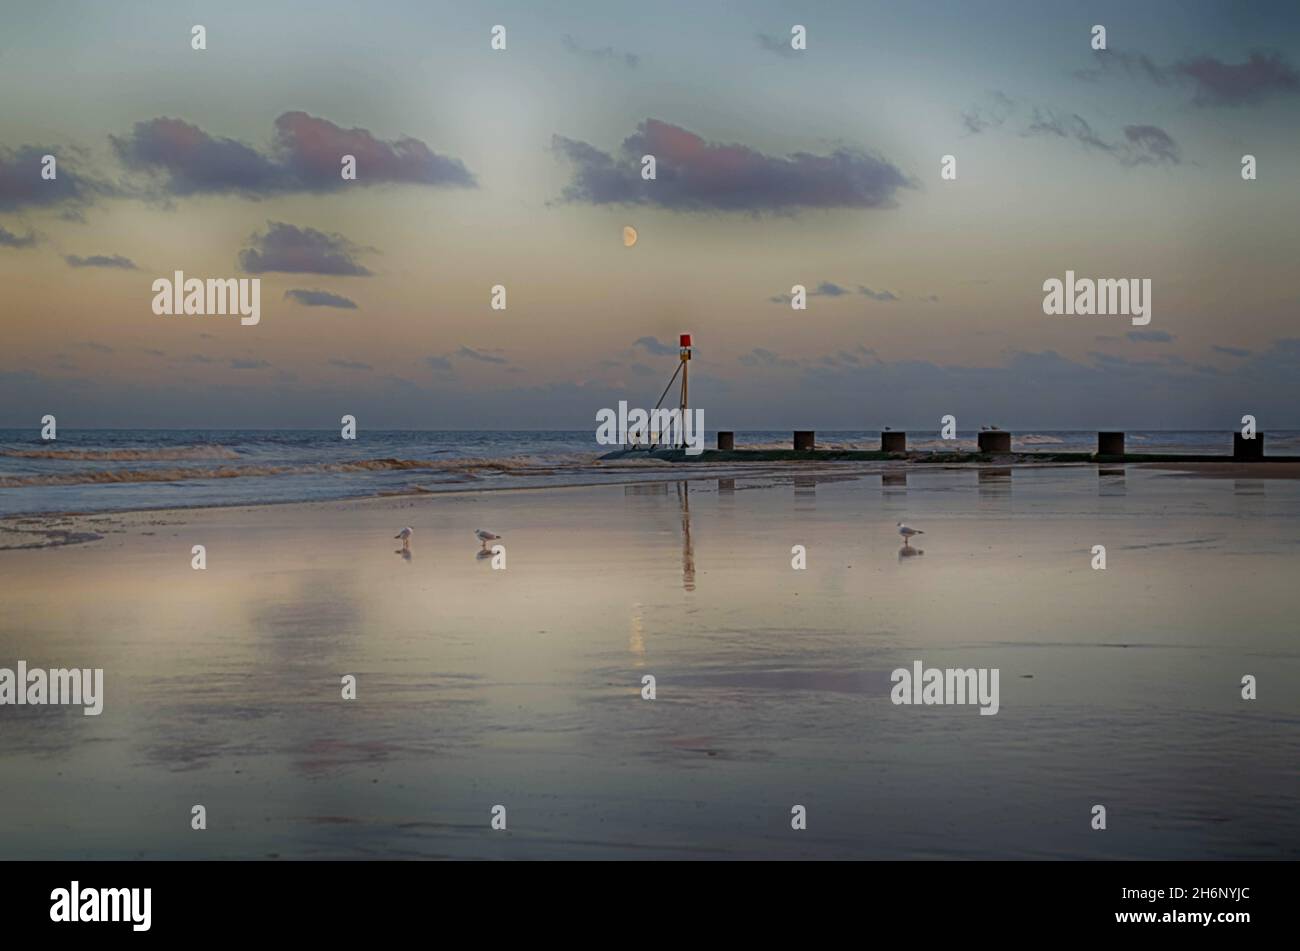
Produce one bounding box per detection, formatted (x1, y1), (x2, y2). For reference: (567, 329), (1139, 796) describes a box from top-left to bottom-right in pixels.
(632, 336), (677, 356)
(755, 33), (796, 58)
(0, 144), (113, 213)
(562, 34), (638, 68)
(111, 112), (475, 197)
(426, 355), (453, 371)
(770, 282), (899, 304)
(455, 345), (508, 365)
(239, 222), (372, 275)
(1127, 330), (1174, 343)
(858, 285), (899, 302)
(230, 358), (270, 370)
(553, 119), (911, 212)
(75, 341), (114, 353)
(1212, 345), (1252, 358)
(1078, 49), (1300, 107)
(960, 90), (1016, 133)
(285, 288), (358, 309)
(738, 347), (797, 368)
(329, 358), (371, 370)
(64, 253), (138, 269)
(1121, 125), (1182, 166)
(0, 224), (36, 248)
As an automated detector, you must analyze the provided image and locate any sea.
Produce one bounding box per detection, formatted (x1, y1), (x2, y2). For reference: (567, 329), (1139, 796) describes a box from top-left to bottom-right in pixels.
(2, 428), (1298, 517)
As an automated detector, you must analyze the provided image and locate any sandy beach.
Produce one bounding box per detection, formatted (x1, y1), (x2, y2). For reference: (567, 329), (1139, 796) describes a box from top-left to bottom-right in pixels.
(2, 461), (1297, 859)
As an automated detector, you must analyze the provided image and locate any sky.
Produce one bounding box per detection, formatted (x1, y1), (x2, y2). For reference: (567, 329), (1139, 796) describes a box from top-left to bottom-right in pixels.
(2, 0), (1299, 430)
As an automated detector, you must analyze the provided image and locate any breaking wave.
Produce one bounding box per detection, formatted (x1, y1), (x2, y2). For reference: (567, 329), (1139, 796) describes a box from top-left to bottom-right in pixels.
(0, 455), (602, 488)
(3, 445), (241, 461)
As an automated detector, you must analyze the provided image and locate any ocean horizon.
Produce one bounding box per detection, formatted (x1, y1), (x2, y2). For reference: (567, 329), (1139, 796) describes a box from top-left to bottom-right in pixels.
(5, 427), (1300, 516)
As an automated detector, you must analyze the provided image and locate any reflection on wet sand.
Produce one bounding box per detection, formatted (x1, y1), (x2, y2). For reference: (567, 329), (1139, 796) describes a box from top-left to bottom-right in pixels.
(978, 467), (1012, 498)
(882, 470), (907, 494)
(897, 544), (925, 561)
(678, 481), (695, 591)
(1099, 466), (1126, 496)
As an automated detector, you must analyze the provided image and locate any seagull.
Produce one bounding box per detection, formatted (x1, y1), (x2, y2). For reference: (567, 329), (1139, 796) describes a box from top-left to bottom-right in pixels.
(475, 528), (502, 548)
(897, 521), (924, 545)
(395, 526), (413, 548)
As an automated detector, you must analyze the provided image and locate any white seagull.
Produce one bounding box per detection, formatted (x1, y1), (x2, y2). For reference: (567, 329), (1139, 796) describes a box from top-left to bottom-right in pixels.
(897, 521), (924, 545)
(475, 528), (502, 548)
(395, 527), (413, 548)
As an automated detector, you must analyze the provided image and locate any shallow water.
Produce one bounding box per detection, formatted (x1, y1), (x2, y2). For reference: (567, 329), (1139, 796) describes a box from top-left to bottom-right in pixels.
(1, 465), (1297, 858)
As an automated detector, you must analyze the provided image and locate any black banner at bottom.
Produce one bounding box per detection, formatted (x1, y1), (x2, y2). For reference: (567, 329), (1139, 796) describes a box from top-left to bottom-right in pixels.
(2, 860), (1278, 938)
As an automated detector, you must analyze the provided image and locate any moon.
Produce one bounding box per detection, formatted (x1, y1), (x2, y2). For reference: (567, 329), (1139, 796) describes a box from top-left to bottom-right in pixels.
(622, 225), (638, 247)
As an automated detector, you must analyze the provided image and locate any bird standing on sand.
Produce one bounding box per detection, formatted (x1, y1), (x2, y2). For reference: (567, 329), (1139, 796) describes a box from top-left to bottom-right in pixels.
(475, 528), (502, 548)
(395, 526), (413, 548)
(897, 521), (924, 545)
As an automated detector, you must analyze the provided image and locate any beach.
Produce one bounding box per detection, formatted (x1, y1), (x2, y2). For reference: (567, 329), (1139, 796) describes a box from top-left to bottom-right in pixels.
(2, 461), (1298, 859)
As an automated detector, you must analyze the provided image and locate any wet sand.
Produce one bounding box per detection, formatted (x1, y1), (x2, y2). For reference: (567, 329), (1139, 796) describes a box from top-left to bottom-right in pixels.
(1, 465), (1298, 859)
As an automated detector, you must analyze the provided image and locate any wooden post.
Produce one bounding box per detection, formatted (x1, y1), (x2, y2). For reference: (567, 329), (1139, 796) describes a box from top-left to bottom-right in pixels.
(717, 431), (735, 450)
(881, 431), (907, 453)
(977, 431), (1011, 453)
(1097, 432), (1125, 456)
(1234, 432), (1264, 459)
(793, 431), (815, 451)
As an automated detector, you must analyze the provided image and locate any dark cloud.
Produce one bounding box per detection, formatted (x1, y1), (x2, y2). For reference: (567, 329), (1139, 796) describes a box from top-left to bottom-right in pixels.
(1127, 330), (1174, 343)
(426, 355), (453, 371)
(739, 347), (797, 368)
(0, 145), (112, 213)
(632, 336), (677, 356)
(814, 281), (850, 297)
(455, 345), (508, 365)
(1212, 345), (1252, 358)
(0, 224), (36, 248)
(230, 358), (270, 370)
(553, 119), (911, 212)
(285, 288), (358, 309)
(64, 253), (137, 269)
(1122, 125), (1181, 166)
(239, 222), (372, 276)
(562, 34), (638, 68)
(75, 341), (114, 353)
(1078, 49), (1300, 107)
(329, 358), (371, 370)
(859, 285), (899, 302)
(111, 112), (474, 198)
